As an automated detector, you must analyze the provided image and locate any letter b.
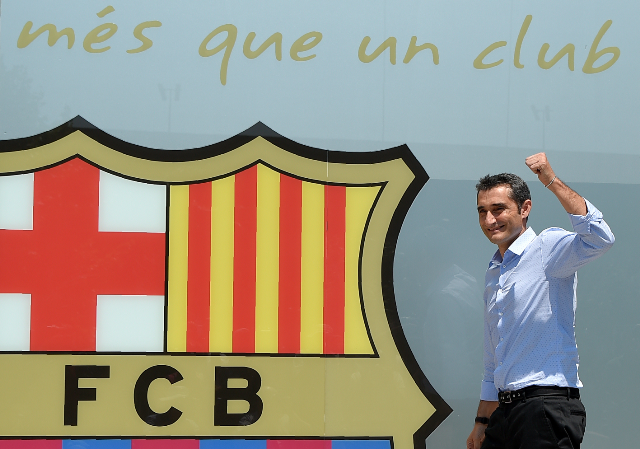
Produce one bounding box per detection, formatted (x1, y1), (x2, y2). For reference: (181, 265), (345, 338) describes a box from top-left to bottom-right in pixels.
(214, 366), (263, 426)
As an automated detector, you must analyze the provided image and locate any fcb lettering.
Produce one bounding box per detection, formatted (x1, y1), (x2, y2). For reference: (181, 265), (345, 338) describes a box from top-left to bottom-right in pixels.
(62, 364), (263, 428)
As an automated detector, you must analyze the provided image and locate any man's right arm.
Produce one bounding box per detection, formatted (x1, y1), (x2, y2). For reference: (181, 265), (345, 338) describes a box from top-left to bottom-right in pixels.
(466, 400), (499, 449)
(467, 301), (499, 448)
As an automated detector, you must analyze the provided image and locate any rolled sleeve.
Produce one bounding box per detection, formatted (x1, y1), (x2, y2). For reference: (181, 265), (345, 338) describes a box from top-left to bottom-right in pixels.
(570, 198), (615, 248)
(544, 198), (614, 278)
(569, 198), (603, 234)
(481, 380), (498, 401)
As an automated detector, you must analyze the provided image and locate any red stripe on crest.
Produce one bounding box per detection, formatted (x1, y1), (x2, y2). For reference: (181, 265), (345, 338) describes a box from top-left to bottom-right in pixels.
(233, 165), (258, 353)
(0, 441), (62, 449)
(132, 440), (199, 449)
(186, 182), (212, 352)
(323, 184), (346, 354)
(278, 174), (302, 353)
(268, 440), (332, 449)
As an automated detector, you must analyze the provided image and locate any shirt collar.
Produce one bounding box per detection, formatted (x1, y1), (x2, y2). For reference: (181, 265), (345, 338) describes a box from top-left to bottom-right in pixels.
(489, 227), (536, 267)
(507, 227), (536, 256)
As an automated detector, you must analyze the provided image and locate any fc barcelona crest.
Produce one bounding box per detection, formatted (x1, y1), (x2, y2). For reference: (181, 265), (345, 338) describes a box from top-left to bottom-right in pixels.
(0, 118), (450, 449)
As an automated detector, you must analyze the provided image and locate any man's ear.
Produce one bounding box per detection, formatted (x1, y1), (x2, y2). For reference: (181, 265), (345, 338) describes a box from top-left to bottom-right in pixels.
(521, 199), (532, 218)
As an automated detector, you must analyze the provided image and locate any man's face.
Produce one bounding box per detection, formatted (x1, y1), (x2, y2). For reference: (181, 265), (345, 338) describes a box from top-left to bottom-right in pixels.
(477, 185), (531, 254)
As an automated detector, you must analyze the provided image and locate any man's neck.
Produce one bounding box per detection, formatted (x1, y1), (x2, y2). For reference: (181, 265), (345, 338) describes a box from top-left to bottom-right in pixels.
(498, 227), (527, 258)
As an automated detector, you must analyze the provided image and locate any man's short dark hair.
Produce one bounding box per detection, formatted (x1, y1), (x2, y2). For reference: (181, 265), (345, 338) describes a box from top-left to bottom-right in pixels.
(476, 173), (531, 212)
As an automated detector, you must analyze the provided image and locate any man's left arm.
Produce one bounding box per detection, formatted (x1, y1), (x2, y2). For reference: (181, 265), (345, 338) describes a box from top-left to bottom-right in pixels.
(525, 152), (615, 277)
(525, 152), (586, 216)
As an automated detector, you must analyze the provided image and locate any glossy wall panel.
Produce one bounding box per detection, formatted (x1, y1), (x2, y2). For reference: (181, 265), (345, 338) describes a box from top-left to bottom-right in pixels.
(0, 1), (638, 448)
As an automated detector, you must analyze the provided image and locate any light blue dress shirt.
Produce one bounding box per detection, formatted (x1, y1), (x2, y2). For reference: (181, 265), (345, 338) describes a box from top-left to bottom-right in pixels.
(480, 199), (615, 401)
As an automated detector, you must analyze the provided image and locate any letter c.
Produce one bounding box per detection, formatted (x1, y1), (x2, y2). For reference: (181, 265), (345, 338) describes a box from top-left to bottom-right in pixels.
(134, 365), (183, 426)
(473, 41), (507, 69)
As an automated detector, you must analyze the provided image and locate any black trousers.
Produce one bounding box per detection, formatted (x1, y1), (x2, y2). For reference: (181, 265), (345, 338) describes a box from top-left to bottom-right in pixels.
(481, 396), (587, 449)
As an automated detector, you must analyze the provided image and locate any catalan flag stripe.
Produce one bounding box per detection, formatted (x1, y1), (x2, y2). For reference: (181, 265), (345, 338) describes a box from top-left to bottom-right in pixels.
(323, 185), (346, 354)
(278, 174), (302, 353)
(344, 186), (379, 354)
(209, 176), (235, 352)
(300, 181), (325, 354)
(233, 165), (258, 353)
(167, 165), (376, 355)
(167, 185), (189, 352)
(187, 182), (212, 352)
(255, 165), (280, 353)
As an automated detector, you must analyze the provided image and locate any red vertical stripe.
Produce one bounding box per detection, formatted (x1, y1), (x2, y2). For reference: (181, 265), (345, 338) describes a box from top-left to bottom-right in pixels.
(186, 182), (213, 352)
(323, 185), (346, 354)
(31, 159), (100, 350)
(233, 165), (258, 352)
(0, 441), (62, 449)
(278, 175), (302, 353)
(132, 440), (199, 449)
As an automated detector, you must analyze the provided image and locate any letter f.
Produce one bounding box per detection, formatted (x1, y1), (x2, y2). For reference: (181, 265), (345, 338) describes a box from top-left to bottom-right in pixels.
(64, 365), (110, 426)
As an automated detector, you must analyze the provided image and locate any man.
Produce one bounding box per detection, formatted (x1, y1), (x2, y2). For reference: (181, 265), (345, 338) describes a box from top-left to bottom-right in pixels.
(466, 153), (614, 449)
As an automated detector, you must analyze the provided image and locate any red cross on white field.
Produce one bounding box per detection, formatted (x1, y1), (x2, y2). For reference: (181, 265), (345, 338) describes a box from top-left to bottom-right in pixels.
(0, 158), (166, 351)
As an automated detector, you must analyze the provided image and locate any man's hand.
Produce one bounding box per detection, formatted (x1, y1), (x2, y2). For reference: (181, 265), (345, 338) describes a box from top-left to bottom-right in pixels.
(468, 400), (498, 449)
(524, 152), (587, 216)
(466, 423), (487, 449)
(525, 152), (556, 187)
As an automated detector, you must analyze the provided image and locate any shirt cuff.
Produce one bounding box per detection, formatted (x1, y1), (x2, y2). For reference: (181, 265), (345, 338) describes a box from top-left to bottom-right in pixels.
(480, 380), (499, 401)
(569, 198), (602, 234)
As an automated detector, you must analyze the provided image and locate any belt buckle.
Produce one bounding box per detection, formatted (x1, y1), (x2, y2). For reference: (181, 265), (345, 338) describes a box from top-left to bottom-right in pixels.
(502, 391), (512, 404)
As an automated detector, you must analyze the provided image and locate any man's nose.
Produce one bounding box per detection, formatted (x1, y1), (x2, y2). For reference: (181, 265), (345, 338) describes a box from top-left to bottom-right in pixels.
(484, 212), (496, 225)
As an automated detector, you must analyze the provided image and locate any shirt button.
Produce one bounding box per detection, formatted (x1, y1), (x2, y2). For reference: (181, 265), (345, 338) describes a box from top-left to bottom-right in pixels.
(498, 312), (503, 316)
(503, 265), (506, 268)
(499, 362), (503, 365)
(500, 338), (504, 341)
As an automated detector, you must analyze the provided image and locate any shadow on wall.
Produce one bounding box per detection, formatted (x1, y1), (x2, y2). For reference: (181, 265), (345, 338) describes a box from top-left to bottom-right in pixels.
(395, 179), (486, 449)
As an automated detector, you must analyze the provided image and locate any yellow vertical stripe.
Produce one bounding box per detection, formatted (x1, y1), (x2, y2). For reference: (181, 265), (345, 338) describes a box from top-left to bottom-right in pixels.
(300, 181), (325, 353)
(344, 186), (379, 354)
(255, 164), (280, 353)
(167, 185), (189, 352)
(209, 175), (235, 353)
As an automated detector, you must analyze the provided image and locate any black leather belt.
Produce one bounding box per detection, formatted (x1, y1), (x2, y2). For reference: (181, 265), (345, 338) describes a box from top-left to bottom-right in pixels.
(498, 386), (580, 404)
